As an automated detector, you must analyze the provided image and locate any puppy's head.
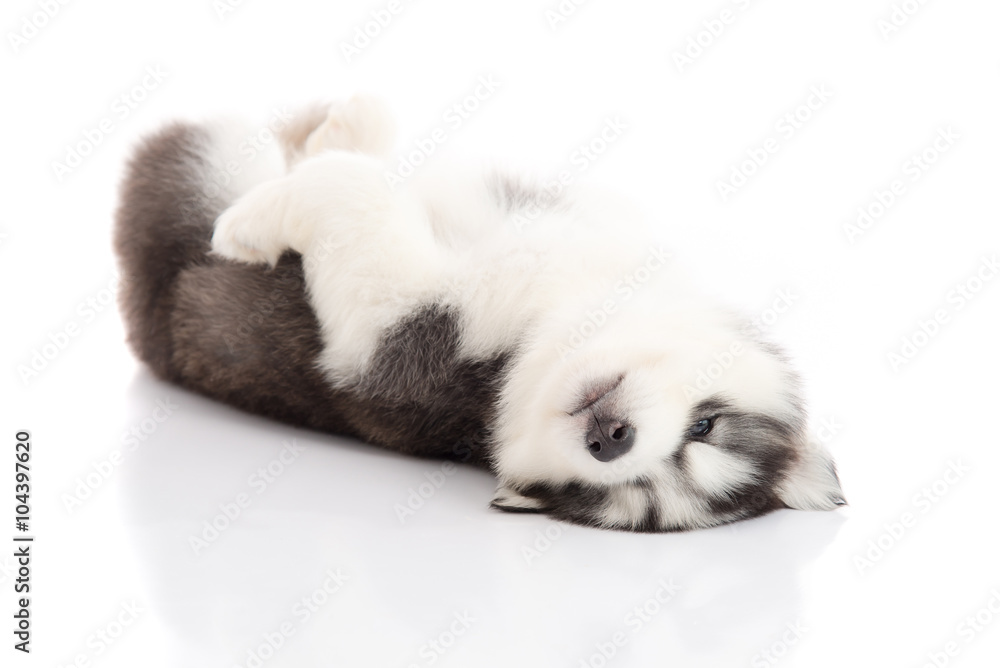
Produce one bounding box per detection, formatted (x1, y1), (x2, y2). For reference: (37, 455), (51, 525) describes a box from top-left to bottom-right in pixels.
(489, 288), (844, 532)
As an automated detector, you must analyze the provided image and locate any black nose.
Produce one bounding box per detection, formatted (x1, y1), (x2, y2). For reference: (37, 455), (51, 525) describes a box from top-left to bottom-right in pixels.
(586, 417), (635, 462)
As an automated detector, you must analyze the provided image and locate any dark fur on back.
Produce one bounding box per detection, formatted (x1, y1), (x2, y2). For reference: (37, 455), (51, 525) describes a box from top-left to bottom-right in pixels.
(113, 123), (505, 464)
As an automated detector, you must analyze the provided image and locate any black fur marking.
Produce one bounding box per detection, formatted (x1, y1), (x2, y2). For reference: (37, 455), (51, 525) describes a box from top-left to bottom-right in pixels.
(486, 171), (562, 215)
(688, 396), (732, 421)
(677, 395), (800, 519)
(357, 305), (498, 399)
(639, 499), (662, 532)
(627, 476), (663, 532)
(514, 477), (668, 533)
(352, 304), (512, 459)
(516, 481), (610, 528)
(518, 477), (666, 533)
(114, 122), (508, 467)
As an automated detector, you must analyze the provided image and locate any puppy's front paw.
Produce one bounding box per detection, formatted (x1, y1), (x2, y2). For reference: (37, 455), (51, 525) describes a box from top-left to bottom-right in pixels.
(211, 195), (286, 267)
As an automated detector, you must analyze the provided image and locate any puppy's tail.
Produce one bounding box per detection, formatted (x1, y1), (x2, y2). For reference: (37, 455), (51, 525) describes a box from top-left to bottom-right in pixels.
(113, 118), (289, 379)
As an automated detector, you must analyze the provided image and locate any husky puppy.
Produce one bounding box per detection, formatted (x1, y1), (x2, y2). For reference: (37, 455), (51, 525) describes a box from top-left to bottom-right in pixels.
(114, 96), (845, 532)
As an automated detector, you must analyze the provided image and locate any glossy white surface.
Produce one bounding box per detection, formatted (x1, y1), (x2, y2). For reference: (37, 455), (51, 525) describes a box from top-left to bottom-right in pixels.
(3, 1), (1000, 666)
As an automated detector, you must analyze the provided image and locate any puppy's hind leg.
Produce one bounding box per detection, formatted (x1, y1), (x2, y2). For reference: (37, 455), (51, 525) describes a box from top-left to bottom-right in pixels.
(303, 94), (396, 159)
(213, 95), (396, 263)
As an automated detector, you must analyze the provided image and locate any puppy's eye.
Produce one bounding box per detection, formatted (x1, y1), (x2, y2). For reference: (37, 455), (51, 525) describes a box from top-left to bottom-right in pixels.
(690, 418), (714, 437)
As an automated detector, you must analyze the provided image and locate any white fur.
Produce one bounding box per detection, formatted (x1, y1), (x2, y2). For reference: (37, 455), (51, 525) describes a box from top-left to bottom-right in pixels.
(210, 97), (844, 531)
(685, 442), (759, 497)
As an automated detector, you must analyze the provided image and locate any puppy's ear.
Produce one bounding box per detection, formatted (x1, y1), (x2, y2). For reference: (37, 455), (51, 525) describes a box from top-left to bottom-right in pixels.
(490, 485), (544, 513)
(776, 443), (846, 511)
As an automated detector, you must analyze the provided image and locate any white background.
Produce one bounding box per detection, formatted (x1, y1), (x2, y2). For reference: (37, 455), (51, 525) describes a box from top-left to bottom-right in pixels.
(2, 0), (1000, 667)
